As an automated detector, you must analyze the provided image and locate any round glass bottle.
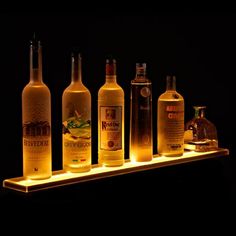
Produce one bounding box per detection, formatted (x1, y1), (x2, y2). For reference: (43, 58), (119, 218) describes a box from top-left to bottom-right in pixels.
(185, 106), (218, 151)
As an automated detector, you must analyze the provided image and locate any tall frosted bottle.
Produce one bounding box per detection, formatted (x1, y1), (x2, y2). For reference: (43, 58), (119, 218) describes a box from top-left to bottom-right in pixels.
(157, 76), (184, 156)
(62, 54), (91, 172)
(22, 39), (52, 179)
(130, 63), (152, 162)
(98, 58), (124, 166)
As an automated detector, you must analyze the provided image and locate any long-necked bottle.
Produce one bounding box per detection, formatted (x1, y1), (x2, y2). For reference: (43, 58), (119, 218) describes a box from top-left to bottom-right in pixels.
(130, 63), (152, 162)
(157, 75), (184, 156)
(98, 58), (124, 166)
(62, 53), (91, 172)
(22, 39), (52, 180)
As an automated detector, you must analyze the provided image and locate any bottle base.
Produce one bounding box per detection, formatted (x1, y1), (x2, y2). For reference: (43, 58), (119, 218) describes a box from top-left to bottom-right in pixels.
(101, 160), (124, 167)
(159, 152), (183, 157)
(64, 165), (91, 173)
(24, 174), (52, 180)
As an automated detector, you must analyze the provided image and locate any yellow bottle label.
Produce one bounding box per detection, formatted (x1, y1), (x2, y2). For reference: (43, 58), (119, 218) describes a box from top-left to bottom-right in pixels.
(100, 106), (122, 151)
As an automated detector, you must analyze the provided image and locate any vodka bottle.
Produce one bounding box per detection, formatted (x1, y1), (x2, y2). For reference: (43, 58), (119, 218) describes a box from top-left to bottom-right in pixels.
(130, 63), (152, 162)
(157, 75), (184, 156)
(22, 38), (52, 179)
(62, 53), (91, 172)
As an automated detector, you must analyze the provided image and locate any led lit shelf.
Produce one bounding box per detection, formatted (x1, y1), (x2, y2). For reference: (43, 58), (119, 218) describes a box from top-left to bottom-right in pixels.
(3, 148), (229, 193)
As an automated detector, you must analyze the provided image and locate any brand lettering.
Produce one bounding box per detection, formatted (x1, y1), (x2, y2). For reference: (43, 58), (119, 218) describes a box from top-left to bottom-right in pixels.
(166, 106), (183, 112)
(24, 140), (49, 146)
(168, 112), (184, 119)
(64, 141), (91, 148)
(102, 121), (120, 130)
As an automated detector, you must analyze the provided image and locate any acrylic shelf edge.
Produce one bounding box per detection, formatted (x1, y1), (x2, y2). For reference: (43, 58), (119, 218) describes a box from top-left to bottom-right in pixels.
(2, 148), (230, 193)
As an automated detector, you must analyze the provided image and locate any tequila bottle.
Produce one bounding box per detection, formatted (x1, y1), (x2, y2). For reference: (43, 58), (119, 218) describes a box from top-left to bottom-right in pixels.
(184, 106), (218, 151)
(157, 75), (184, 156)
(62, 53), (91, 172)
(130, 63), (152, 162)
(22, 38), (52, 180)
(98, 58), (124, 166)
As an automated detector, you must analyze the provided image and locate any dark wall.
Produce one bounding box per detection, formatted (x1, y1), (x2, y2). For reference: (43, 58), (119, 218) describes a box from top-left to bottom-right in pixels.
(0, 11), (234, 182)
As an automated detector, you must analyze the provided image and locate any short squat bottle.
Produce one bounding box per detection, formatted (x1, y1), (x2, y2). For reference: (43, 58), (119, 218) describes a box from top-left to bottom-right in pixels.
(157, 75), (184, 156)
(98, 58), (124, 166)
(184, 106), (218, 151)
(62, 53), (91, 172)
(22, 38), (52, 180)
(130, 63), (152, 162)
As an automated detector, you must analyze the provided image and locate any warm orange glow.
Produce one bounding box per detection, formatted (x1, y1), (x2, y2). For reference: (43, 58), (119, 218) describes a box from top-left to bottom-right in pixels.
(3, 149), (229, 193)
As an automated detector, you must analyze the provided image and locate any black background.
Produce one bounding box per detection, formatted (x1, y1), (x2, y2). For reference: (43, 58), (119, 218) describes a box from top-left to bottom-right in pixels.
(0, 10), (234, 207)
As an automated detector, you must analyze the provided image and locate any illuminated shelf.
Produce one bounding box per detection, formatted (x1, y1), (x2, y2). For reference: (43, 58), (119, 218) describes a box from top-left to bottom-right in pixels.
(3, 148), (229, 193)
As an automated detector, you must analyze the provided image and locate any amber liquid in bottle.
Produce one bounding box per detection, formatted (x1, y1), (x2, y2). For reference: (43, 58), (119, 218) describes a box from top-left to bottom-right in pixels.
(22, 39), (52, 180)
(98, 58), (124, 166)
(62, 54), (91, 173)
(157, 76), (184, 156)
(130, 63), (152, 162)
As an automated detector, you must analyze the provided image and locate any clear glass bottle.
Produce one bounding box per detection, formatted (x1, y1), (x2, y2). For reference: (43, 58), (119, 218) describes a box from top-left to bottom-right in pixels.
(184, 106), (218, 151)
(157, 75), (184, 156)
(98, 58), (124, 166)
(22, 38), (52, 180)
(62, 53), (91, 172)
(130, 63), (152, 162)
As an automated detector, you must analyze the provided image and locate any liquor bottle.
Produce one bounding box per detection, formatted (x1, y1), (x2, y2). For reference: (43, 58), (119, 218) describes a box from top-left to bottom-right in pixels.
(184, 106), (218, 151)
(22, 38), (52, 179)
(62, 53), (91, 172)
(130, 63), (152, 162)
(98, 58), (124, 166)
(157, 75), (184, 156)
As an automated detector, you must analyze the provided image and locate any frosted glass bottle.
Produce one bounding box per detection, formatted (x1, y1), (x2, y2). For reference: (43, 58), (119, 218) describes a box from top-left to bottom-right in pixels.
(62, 54), (91, 172)
(22, 39), (52, 180)
(130, 63), (152, 162)
(157, 75), (184, 156)
(98, 58), (124, 166)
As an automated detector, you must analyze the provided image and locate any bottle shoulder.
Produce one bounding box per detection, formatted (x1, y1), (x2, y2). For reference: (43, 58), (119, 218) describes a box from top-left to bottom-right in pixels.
(131, 77), (151, 85)
(63, 82), (91, 94)
(98, 82), (124, 96)
(22, 82), (50, 95)
(158, 90), (184, 101)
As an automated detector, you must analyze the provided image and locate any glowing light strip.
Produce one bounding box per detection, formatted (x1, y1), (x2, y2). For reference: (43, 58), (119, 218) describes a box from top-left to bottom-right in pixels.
(3, 148), (229, 193)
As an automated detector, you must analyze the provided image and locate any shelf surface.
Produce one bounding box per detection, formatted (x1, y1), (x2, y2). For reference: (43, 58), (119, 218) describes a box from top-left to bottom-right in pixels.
(3, 148), (229, 193)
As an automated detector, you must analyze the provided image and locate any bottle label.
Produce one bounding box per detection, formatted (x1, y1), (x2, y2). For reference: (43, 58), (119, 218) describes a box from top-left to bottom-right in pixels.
(23, 121), (51, 175)
(23, 121), (51, 157)
(62, 110), (91, 167)
(100, 106), (122, 151)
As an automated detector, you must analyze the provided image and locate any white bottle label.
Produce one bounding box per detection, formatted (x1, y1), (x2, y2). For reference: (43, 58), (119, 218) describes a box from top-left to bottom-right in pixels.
(100, 106), (122, 151)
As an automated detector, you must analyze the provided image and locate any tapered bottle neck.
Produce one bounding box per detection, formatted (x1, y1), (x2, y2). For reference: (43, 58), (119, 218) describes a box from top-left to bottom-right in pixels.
(105, 58), (117, 83)
(30, 40), (43, 83)
(166, 75), (176, 91)
(194, 106), (206, 118)
(135, 63), (146, 80)
(71, 53), (82, 83)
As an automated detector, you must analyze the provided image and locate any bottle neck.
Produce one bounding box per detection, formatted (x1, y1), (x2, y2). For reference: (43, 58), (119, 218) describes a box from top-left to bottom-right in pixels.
(105, 58), (117, 83)
(30, 40), (42, 83)
(71, 53), (82, 83)
(166, 75), (176, 91)
(135, 63), (146, 81)
(194, 106), (206, 118)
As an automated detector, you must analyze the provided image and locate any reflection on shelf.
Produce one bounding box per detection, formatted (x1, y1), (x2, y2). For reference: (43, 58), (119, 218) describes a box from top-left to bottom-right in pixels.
(3, 148), (229, 193)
